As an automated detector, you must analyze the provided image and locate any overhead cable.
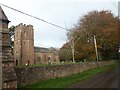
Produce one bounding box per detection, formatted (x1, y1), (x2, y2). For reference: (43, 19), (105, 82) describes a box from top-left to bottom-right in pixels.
(0, 3), (69, 31)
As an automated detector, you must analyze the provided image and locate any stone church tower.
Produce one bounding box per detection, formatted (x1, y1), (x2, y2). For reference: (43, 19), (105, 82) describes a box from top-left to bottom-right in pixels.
(0, 6), (17, 88)
(14, 23), (34, 65)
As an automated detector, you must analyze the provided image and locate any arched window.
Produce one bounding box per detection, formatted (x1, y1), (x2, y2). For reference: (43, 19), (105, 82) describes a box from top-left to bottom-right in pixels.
(44, 55), (46, 61)
(37, 57), (41, 61)
(16, 60), (18, 66)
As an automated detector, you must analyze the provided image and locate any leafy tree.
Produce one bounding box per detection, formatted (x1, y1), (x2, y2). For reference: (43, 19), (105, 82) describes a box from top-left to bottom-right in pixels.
(9, 25), (15, 48)
(81, 10), (118, 60)
(65, 10), (119, 61)
(59, 43), (72, 62)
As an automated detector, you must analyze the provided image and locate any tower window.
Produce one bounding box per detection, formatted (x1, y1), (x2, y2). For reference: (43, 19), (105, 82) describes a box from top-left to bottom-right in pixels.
(16, 60), (18, 66)
(37, 57), (41, 61)
(24, 33), (26, 36)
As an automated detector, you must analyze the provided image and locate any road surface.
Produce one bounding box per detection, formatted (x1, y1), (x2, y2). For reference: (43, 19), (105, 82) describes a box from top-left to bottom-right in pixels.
(68, 67), (119, 88)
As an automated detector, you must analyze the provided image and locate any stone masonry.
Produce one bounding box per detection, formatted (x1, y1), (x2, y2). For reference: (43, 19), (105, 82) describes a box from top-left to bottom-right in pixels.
(15, 60), (115, 86)
(14, 24), (59, 65)
(14, 23), (34, 65)
(0, 6), (17, 88)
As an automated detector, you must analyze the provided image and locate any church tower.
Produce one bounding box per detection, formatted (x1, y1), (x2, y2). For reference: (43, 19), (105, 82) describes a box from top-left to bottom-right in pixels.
(0, 6), (17, 88)
(14, 23), (34, 65)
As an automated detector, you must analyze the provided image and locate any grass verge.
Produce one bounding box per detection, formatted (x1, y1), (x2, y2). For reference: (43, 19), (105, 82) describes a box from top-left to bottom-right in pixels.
(19, 63), (117, 89)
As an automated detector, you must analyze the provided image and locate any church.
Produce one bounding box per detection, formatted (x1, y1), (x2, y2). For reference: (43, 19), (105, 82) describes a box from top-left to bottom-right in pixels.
(13, 23), (59, 66)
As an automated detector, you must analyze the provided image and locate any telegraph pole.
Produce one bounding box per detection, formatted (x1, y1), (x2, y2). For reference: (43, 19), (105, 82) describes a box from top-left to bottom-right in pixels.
(71, 38), (75, 63)
(94, 35), (99, 68)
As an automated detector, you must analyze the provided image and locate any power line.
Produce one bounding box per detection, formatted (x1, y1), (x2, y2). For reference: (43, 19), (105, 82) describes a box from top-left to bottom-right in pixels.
(0, 3), (69, 31)
(110, 0), (118, 10)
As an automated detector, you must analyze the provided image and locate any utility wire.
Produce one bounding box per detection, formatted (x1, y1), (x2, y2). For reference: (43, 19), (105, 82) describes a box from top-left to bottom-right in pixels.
(110, 0), (118, 10)
(0, 3), (69, 31)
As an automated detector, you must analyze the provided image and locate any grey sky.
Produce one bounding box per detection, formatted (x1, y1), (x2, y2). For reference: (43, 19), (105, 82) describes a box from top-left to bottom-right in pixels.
(0, 0), (118, 48)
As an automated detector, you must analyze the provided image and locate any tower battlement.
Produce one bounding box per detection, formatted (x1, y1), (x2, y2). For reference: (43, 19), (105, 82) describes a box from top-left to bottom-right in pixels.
(15, 23), (33, 30)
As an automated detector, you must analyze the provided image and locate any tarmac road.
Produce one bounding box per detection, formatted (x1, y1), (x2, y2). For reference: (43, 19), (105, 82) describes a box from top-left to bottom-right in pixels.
(68, 67), (119, 88)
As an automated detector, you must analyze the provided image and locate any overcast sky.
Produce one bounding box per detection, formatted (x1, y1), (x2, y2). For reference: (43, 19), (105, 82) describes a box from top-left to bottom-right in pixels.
(0, 0), (118, 48)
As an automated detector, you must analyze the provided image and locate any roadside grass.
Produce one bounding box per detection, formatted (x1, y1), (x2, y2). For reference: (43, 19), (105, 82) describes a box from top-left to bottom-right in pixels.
(18, 63), (117, 89)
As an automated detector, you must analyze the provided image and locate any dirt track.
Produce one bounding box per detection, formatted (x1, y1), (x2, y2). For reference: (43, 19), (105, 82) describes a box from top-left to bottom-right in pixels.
(68, 67), (119, 88)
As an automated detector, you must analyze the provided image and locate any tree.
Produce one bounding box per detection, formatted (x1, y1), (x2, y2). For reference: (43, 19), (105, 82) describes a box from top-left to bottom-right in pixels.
(59, 43), (72, 62)
(67, 30), (80, 62)
(9, 25), (15, 48)
(67, 10), (119, 61)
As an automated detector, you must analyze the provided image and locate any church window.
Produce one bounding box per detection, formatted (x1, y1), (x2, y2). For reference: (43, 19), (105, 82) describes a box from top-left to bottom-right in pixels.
(44, 55), (46, 61)
(37, 57), (41, 61)
(48, 57), (50, 60)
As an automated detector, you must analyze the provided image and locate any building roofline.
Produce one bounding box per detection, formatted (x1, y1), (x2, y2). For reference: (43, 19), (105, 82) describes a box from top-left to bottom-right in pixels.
(0, 6), (10, 22)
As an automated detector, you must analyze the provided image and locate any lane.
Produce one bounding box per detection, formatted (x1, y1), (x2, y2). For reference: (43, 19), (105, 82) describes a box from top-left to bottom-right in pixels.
(68, 67), (118, 88)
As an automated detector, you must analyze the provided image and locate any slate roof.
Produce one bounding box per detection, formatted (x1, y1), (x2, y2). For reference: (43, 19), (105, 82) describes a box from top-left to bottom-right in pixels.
(34, 47), (59, 55)
(0, 6), (10, 22)
(34, 47), (50, 53)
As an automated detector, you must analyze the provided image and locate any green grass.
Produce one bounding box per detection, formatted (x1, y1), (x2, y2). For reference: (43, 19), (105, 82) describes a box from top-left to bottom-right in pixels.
(19, 63), (117, 89)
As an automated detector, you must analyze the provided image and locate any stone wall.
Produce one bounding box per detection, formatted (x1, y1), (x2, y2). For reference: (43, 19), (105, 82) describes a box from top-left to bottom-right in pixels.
(15, 60), (115, 86)
(0, 6), (17, 88)
(1, 26), (17, 89)
(0, 31), (2, 90)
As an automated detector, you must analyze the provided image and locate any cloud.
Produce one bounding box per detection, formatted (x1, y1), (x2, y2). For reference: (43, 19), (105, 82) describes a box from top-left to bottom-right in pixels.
(0, 0), (118, 48)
